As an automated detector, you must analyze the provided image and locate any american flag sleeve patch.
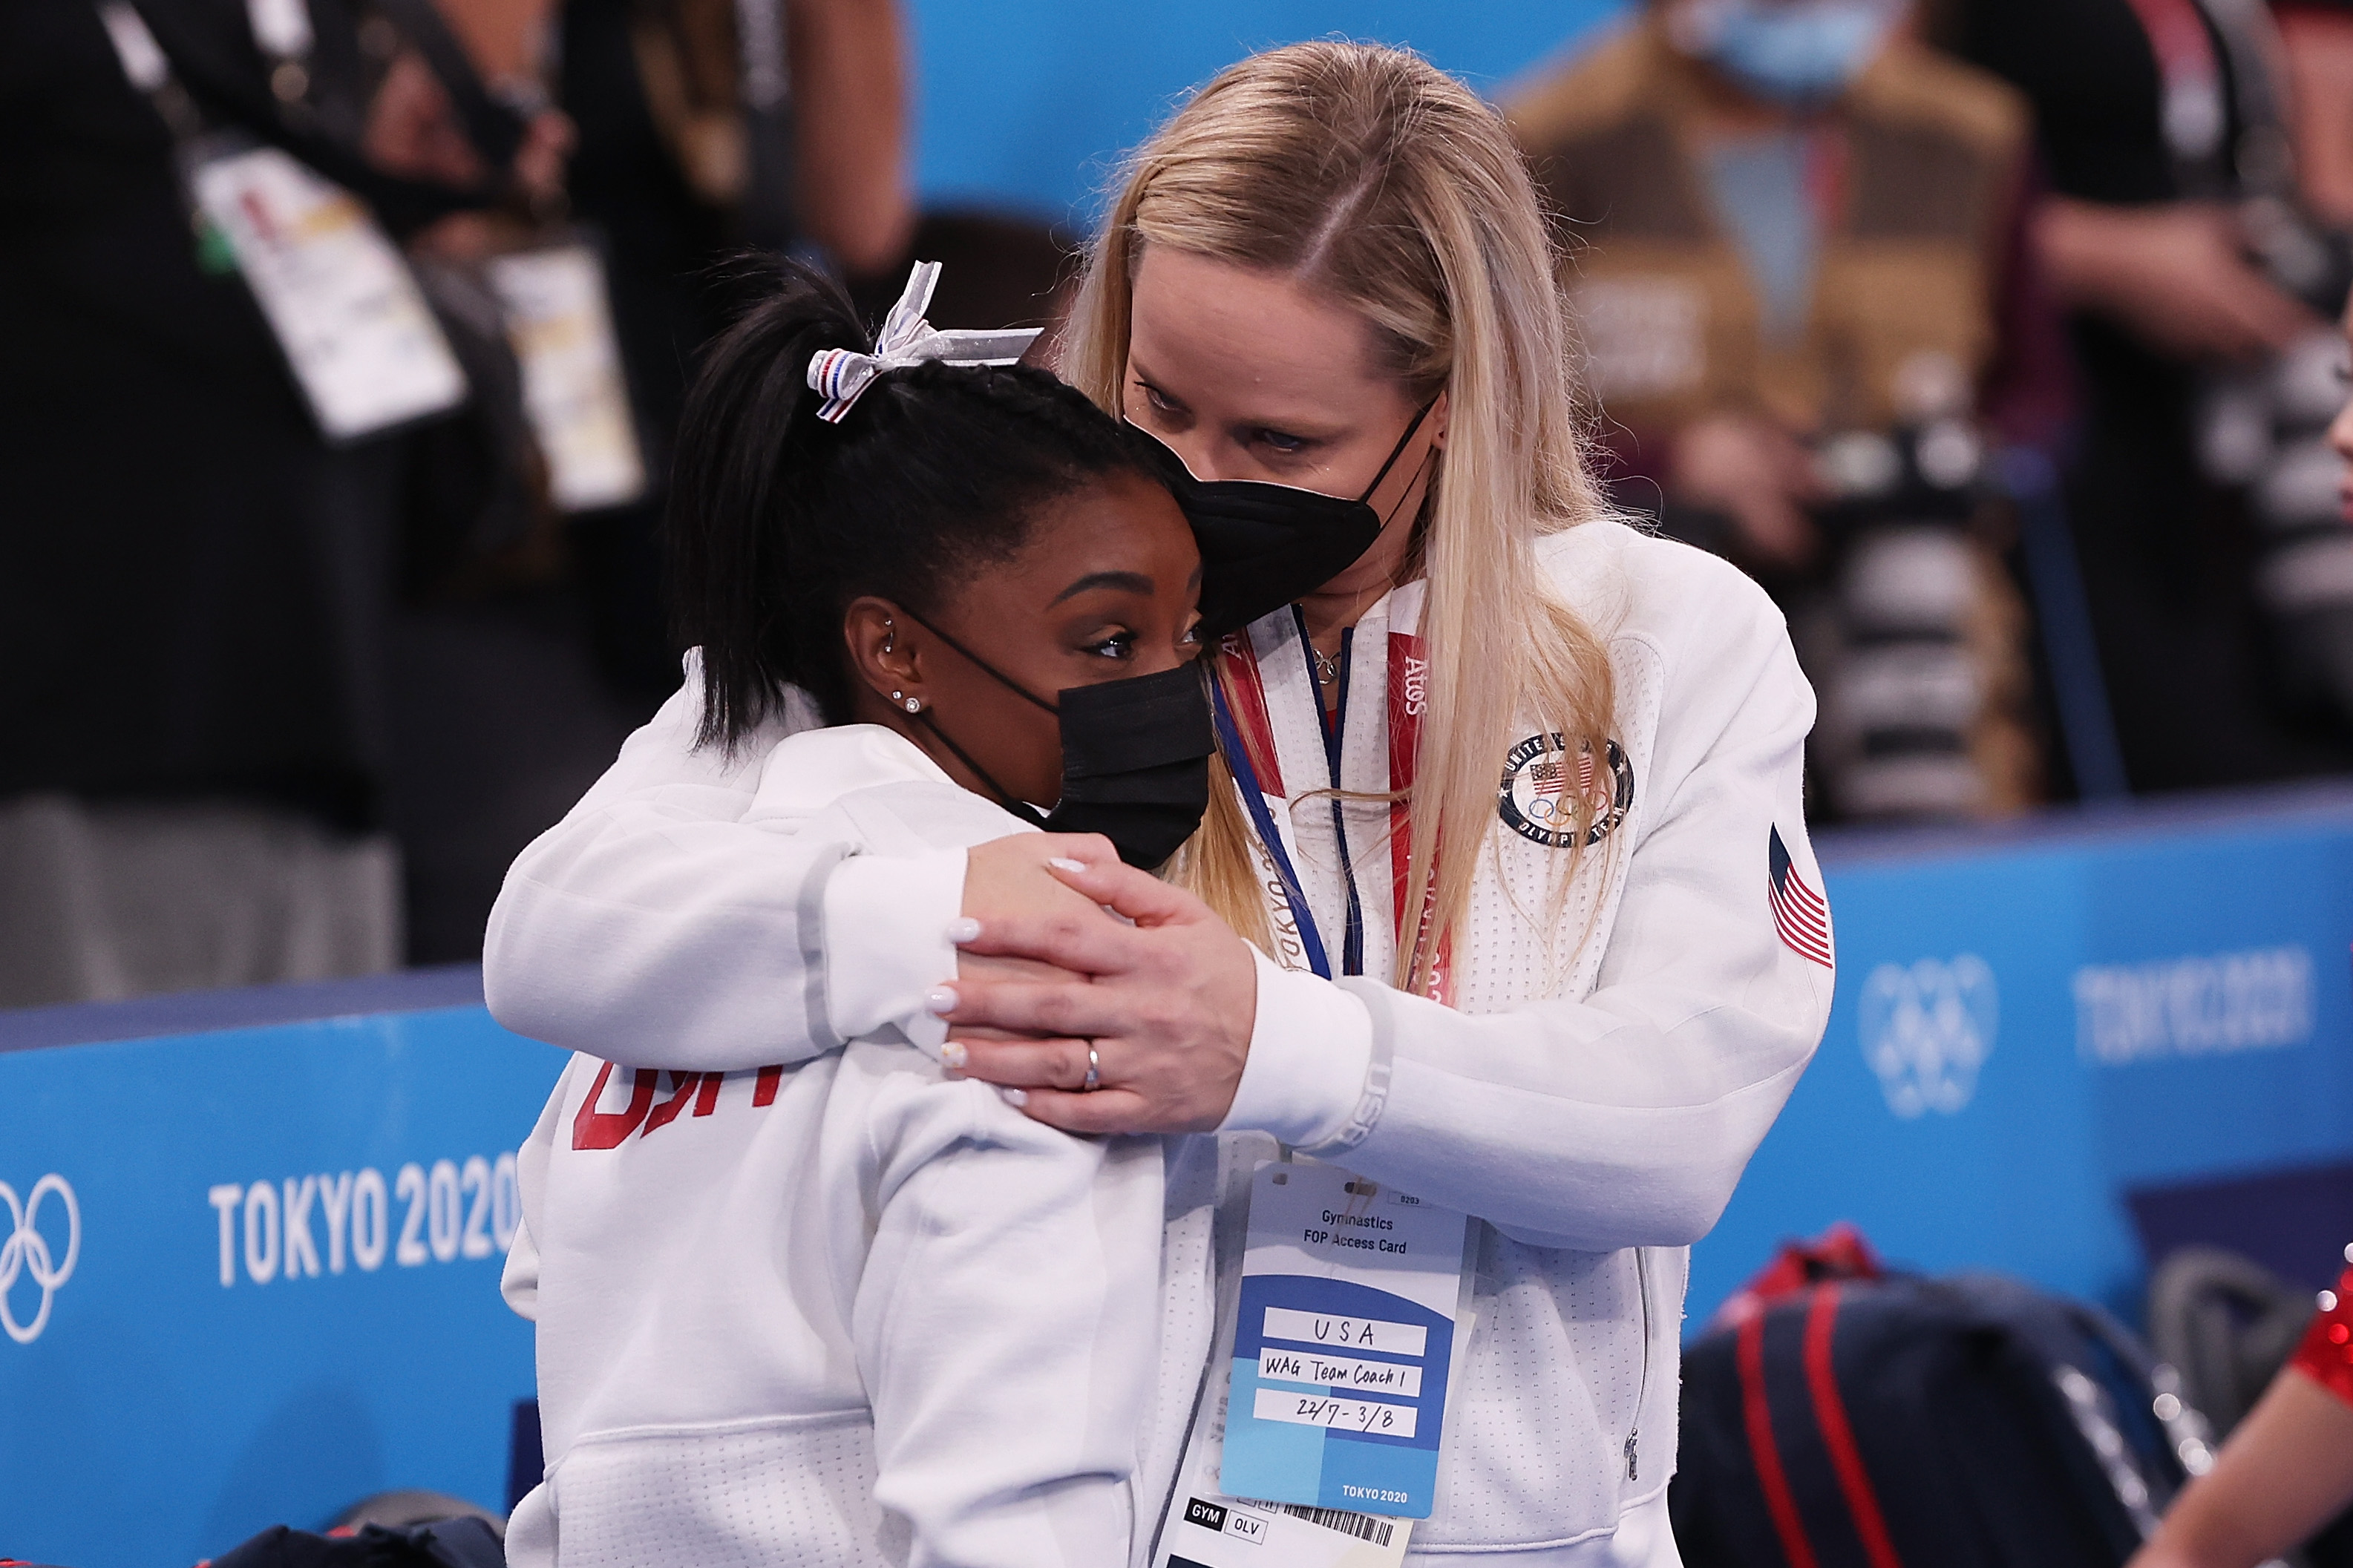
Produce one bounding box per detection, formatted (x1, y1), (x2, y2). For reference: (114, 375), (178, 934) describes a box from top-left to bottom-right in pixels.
(1768, 825), (1833, 968)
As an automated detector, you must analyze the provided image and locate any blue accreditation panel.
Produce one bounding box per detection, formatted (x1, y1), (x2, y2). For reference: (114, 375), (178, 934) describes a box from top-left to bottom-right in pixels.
(0, 974), (566, 1568)
(1695, 788), (2353, 1325)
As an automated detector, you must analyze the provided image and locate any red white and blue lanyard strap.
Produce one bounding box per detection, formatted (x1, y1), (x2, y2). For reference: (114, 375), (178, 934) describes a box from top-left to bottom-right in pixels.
(1385, 631), (1450, 1005)
(1210, 660), (1338, 981)
(1318, 621), (1370, 977)
(1211, 617), (1445, 991)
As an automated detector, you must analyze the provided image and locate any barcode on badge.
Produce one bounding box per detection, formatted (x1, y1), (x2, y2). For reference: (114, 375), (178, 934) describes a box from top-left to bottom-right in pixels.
(1281, 1503), (1394, 1547)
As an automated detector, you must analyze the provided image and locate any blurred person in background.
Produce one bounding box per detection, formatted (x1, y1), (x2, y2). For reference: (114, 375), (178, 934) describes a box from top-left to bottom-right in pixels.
(555, 0), (1076, 701)
(1511, 0), (2071, 822)
(555, 0), (914, 698)
(1948, 0), (2353, 793)
(0, 0), (566, 1006)
(372, 0), (922, 963)
(2127, 1241), (2353, 1568)
(0, 0), (927, 994)
(2276, 3), (2353, 229)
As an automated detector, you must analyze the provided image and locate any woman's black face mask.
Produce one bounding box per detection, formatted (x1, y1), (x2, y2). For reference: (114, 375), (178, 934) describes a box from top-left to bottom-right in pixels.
(897, 611), (1214, 868)
(1128, 399), (1437, 640)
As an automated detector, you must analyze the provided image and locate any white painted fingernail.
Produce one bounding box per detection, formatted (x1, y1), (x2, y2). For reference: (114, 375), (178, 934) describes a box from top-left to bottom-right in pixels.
(925, 986), (958, 1015)
(946, 916), (982, 943)
(998, 1086), (1029, 1108)
(938, 1040), (968, 1069)
(1047, 857), (1087, 873)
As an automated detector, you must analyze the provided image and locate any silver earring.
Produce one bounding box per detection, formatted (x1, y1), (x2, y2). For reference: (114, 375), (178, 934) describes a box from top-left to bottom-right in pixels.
(904, 697), (923, 713)
(890, 689), (903, 701)
(882, 618), (896, 655)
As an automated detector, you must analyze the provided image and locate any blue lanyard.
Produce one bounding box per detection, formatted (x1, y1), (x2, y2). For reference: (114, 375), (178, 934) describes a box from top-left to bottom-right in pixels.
(1209, 675), (1334, 980)
(1211, 619), (1375, 980)
(1317, 622), (1368, 977)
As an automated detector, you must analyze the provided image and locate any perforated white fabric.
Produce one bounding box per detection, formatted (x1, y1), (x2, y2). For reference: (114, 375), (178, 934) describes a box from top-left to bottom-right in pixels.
(1454, 638), (1663, 1017)
(1132, 1135), (1224, 1555)
(542, 1414), (890, 1568)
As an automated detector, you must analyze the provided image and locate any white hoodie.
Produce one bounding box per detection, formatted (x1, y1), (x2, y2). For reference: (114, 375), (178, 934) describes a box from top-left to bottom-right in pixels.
(497, 726), (1165, 1568)
(486, 519), (1835, 1564)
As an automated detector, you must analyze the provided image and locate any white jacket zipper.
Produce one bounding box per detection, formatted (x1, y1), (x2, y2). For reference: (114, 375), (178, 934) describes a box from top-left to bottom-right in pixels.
(1626, 1247), (1652, 1481)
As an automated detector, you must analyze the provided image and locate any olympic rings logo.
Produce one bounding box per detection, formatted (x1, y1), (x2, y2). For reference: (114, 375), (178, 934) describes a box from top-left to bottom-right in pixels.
(0, 1175), (80, 1345)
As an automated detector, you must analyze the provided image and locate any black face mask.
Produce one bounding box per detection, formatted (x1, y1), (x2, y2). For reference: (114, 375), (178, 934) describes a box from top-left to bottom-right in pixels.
(1128, 400), (1437, 639)
(898, 612), (1214, 868)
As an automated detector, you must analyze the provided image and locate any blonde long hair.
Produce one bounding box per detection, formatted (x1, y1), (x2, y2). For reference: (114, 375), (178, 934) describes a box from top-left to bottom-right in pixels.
(1063, 42), (1619, 991)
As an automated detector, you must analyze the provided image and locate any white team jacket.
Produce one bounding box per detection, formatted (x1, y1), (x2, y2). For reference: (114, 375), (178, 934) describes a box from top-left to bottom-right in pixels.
(485, 518), (1836, 1565)
(497, 726), (1165, 1568)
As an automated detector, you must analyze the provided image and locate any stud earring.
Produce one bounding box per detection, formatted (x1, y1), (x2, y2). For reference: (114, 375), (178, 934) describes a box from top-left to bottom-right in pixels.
(904, 697), (923, 713)
(891, 689), (903, 701)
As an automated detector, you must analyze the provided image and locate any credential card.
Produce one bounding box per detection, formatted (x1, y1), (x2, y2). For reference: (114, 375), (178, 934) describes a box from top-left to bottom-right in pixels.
(192, 145), (467, 442)
(1152, 1307), (1480, 1568)
(486, 243), (647, 512)
(1218, 1161), (1467, 1519)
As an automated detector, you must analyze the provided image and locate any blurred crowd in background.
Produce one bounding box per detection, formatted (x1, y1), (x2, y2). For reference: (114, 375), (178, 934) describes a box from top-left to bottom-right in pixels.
(3, 0), (2352, 1008)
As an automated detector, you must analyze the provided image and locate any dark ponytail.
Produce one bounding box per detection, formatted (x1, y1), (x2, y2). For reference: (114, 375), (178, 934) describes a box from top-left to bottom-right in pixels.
(667, 258), (1153, 749)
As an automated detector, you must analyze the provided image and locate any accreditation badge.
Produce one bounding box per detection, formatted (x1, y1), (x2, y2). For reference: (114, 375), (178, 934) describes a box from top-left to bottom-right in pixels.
(190, 144), (468, 442)
(485, 243), (648, 512)
(1152, 1161), (1471, 1568)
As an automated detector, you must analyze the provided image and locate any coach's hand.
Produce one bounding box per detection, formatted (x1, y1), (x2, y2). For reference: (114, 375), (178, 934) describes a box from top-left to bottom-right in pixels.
(939, 847), (1257, 1134)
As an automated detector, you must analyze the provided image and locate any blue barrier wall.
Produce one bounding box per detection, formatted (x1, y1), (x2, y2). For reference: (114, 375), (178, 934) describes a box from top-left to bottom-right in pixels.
(7, 789), (2353, 1564)
(906, 1), (1629, 223)
(0, 974), (565, 1568)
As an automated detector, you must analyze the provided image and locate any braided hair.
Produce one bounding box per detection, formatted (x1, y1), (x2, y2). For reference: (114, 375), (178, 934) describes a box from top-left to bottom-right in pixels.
(668, 259), (1153, 748)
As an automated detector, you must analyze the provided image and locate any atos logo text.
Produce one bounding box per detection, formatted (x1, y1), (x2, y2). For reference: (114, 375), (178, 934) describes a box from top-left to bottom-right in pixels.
(1398, 654), (1427, 718)
(1859, 955), (1997, 1118)
(1, 1174), (81, 1345)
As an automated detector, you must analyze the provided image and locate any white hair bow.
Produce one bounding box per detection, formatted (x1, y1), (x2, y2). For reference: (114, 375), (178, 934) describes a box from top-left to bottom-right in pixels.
(805, 260), (1042, 423)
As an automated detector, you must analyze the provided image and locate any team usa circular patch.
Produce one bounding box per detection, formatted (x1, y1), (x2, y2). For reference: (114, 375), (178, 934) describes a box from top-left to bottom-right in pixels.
(1496, 734), (1633, 849)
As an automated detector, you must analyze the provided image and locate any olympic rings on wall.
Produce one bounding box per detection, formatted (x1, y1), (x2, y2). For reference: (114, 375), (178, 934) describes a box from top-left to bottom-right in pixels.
(0, 1174), (79, 1345)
